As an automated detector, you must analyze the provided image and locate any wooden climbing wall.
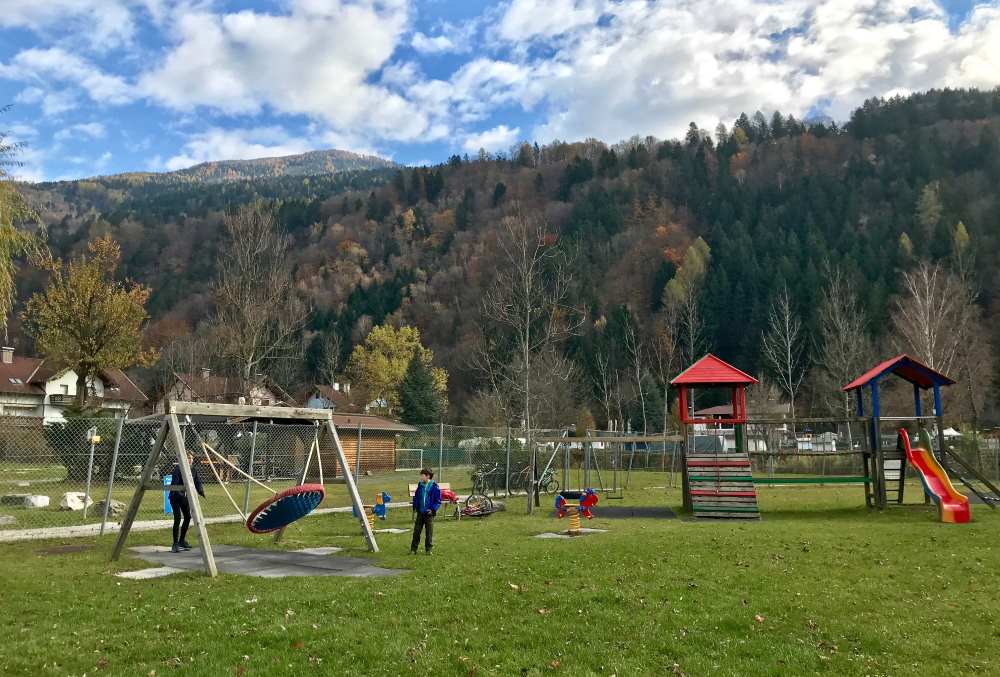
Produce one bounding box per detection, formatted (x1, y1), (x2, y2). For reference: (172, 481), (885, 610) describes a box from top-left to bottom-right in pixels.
(686, 453), (760, 519)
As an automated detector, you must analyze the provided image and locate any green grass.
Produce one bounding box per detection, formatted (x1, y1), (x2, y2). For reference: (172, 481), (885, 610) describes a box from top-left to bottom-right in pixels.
(1, 476), (998, 676)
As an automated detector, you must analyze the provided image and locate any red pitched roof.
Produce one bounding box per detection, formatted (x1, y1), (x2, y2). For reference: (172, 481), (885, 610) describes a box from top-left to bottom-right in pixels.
(0, 356), (46, 395)
(842, 354), (955, 391)
(671, 354), (758, 386)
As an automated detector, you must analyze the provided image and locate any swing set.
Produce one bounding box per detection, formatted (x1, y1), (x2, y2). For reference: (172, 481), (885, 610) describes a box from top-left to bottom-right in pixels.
(111, 401), (379, 577)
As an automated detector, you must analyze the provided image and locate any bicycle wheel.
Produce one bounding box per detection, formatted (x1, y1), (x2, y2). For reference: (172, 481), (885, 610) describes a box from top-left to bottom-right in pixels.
(541, 478), (560, 494)
(464, 494), (493, 514)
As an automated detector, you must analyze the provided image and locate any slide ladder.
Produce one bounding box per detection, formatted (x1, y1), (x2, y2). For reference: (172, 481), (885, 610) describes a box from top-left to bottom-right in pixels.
(939, 447), (1000, 509)
(897, 429), (970, 524)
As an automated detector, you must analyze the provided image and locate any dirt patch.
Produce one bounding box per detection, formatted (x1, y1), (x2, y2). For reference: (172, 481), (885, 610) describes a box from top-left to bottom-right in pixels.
(37, 544), (94, 556)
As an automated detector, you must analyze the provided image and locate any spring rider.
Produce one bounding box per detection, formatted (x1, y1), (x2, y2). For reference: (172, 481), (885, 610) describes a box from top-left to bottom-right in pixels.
(554, 489), (599, 535)
(353, 491), (391, 528)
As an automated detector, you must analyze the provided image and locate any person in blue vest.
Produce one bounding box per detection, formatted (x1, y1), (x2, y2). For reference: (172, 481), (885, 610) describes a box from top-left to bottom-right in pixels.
(169, 452), (205, 553)
(410, 468), (441, 555)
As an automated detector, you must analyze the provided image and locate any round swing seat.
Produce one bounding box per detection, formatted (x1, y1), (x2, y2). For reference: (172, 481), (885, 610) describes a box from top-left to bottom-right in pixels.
(246, 484), (325, 534)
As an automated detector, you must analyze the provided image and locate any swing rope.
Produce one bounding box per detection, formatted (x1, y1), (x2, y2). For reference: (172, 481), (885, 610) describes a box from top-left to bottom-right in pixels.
(184, 416), (276, 495)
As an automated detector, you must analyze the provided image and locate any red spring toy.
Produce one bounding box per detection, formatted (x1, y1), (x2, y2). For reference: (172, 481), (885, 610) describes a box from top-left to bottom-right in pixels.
(554, 488), (599, 519)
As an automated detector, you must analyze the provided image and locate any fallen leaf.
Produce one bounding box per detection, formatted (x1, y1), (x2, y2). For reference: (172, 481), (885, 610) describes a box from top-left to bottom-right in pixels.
(754, 614), (765, 624)
(291, 640), (304, 650)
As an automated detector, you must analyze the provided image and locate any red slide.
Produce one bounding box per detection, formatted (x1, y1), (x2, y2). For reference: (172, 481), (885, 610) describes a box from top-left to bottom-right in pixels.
(897, 428), (970, 524)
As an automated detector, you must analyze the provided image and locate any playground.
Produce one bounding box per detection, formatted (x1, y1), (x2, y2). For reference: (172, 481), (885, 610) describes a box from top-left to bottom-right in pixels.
(1, 474), (999, 676)
(3, 352), (1000, 675)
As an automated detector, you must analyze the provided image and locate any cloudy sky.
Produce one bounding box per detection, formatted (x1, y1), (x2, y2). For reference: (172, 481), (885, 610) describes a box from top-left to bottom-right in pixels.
(1, 0), (998, 181)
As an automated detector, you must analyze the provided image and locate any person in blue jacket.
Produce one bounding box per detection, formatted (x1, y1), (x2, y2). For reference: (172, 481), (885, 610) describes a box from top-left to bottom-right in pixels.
(410, 468), (441, 555)
(168, 452), (205, 553)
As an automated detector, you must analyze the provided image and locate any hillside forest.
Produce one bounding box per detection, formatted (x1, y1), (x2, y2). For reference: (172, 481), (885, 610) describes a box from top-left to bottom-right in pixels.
(8, 88), (1000, 431)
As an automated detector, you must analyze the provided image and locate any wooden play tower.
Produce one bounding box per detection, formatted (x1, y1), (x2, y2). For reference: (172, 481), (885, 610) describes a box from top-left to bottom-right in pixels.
(671, 354), (760, 519)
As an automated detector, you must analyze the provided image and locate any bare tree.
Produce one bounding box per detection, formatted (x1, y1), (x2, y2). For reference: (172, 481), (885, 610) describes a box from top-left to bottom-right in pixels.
(761, 285), (808, 423)
(892, 262), (976, 377)
(479, 207), (582, 512)
(318, 332), (343, 386)
(623, 316), (648, 434)
(676, 283), (704, 367)
(213, 202), (309, 397)
(592, 348), (615, 428)
(815, 267), (874, 440)
(894, 261), (991, 432)
(649, 308), (681, 434)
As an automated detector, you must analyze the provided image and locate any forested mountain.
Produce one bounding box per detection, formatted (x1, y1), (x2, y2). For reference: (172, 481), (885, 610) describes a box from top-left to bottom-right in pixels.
(14, 88), (1000, 427)
(169, 149), (396, 182)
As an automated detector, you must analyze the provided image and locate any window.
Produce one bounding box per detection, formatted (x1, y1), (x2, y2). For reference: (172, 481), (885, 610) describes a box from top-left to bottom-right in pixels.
(61, 385), (69, 395)
(7, 377), (22, 385)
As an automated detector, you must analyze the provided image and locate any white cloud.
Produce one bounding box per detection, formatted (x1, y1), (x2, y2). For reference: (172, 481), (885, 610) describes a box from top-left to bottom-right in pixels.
(14, 87), (78, 116)
(140, 1), (431, 142)
(483, 0), (1000, 143)
(54, 122), (107, 142)
(0, 0), (162, 51)
(412, 32), (457, 54)
(163, 126), (317, 171)
(462, 124), (520, 153)
(0, 48), (133, 114)
(498, 0), (602, 42)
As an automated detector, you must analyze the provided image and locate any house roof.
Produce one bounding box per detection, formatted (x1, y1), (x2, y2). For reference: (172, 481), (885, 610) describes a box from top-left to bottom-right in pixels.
(307, 384), (370, 412)
(842, 354), (955, 392)
(0, 356), (45, 395)
(671, 354), (758, 386)
(329, 413), (417, 433)
(100, 369), (148, 403)
(0, 356), (146, 402)
(174, 372), (292, 405)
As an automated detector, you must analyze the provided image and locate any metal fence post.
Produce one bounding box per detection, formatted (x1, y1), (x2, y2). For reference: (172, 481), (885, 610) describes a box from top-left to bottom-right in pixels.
(505, 427), (511, 497)
(356, 423), (363, 479)
(438, 422), (444, 481)
(83, 429), (98, 521)
(242, 421), (258, 515)
(98, 417), (126, 535)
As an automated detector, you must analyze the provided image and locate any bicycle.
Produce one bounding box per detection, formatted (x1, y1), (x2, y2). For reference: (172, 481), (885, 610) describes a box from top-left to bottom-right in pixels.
(471, 462), (503, 495)
(508, 465), (560, 494)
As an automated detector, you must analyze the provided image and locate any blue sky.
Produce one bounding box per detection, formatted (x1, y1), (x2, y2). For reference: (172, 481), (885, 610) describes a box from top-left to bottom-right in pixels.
(1, 0), (997, 181)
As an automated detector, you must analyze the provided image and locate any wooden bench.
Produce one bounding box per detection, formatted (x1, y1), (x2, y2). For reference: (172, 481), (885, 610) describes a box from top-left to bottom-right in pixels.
(408, 482), (452, 497)
(409, 482), (456, 520)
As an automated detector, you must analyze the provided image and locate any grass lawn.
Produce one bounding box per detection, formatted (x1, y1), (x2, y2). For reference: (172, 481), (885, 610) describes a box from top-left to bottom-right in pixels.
(0, 476), (997, 676)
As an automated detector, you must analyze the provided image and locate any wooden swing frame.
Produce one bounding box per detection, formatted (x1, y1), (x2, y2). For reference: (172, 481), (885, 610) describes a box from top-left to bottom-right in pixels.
(110, 401), (379, 577)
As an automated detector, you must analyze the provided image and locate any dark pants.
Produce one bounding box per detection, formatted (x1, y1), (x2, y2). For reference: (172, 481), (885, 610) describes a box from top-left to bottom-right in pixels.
(169, 493), (191, 545)
(411, 511), (434, 552)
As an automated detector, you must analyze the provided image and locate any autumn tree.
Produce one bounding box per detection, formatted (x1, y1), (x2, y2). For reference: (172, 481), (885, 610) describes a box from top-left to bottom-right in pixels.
(0, 107), (45, 341)
(22, 235), (157, 408)
(347, 324), (447, 415)
(760, 285), (808, 423)
(213, 202), (309, 397)
(662, 237), (710, 367)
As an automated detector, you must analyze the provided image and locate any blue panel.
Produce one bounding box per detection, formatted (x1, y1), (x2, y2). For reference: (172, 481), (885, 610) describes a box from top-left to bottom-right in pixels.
(248, 489), (324, 533)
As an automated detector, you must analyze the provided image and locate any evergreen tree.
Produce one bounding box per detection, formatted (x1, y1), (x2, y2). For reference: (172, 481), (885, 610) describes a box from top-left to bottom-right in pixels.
(399, 355), (444, 424)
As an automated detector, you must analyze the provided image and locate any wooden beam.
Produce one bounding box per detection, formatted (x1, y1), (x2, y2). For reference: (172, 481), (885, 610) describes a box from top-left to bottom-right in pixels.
(325, 418), (379, 553)
(167, 400), (331, 421)
(168, 413), (217, 577)
(534, 435), (682, 444)
(111, 422), (168, 561)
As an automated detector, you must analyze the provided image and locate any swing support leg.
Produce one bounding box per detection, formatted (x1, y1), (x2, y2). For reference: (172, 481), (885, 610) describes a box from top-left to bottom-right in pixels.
(169, 414), (217, 576)
(111, 423), (168, 561)
(325, 415), (379, 552)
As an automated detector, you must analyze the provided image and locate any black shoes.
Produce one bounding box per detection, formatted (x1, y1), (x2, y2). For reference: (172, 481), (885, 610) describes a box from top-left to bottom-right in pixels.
(171, 543), (181, 553)
(179, 541), (193, 550)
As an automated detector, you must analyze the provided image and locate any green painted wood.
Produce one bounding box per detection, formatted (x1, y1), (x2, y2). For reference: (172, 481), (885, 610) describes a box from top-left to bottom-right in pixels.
(753, 476), (868, 485)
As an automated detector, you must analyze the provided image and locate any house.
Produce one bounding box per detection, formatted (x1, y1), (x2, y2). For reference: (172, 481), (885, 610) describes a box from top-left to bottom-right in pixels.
(0, 347), (147, 422)
(300, 382), (374, 413)
(155, 368), (295, 413)
(306, 413), (417, 477)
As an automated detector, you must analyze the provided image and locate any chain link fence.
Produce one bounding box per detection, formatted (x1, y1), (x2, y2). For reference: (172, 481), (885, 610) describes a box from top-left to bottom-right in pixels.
(3, 416), (999, 538)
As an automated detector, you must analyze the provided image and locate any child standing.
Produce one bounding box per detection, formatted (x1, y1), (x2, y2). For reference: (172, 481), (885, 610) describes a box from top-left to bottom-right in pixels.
(168, 452), (206, 553)
(410, 468), (441, 555)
